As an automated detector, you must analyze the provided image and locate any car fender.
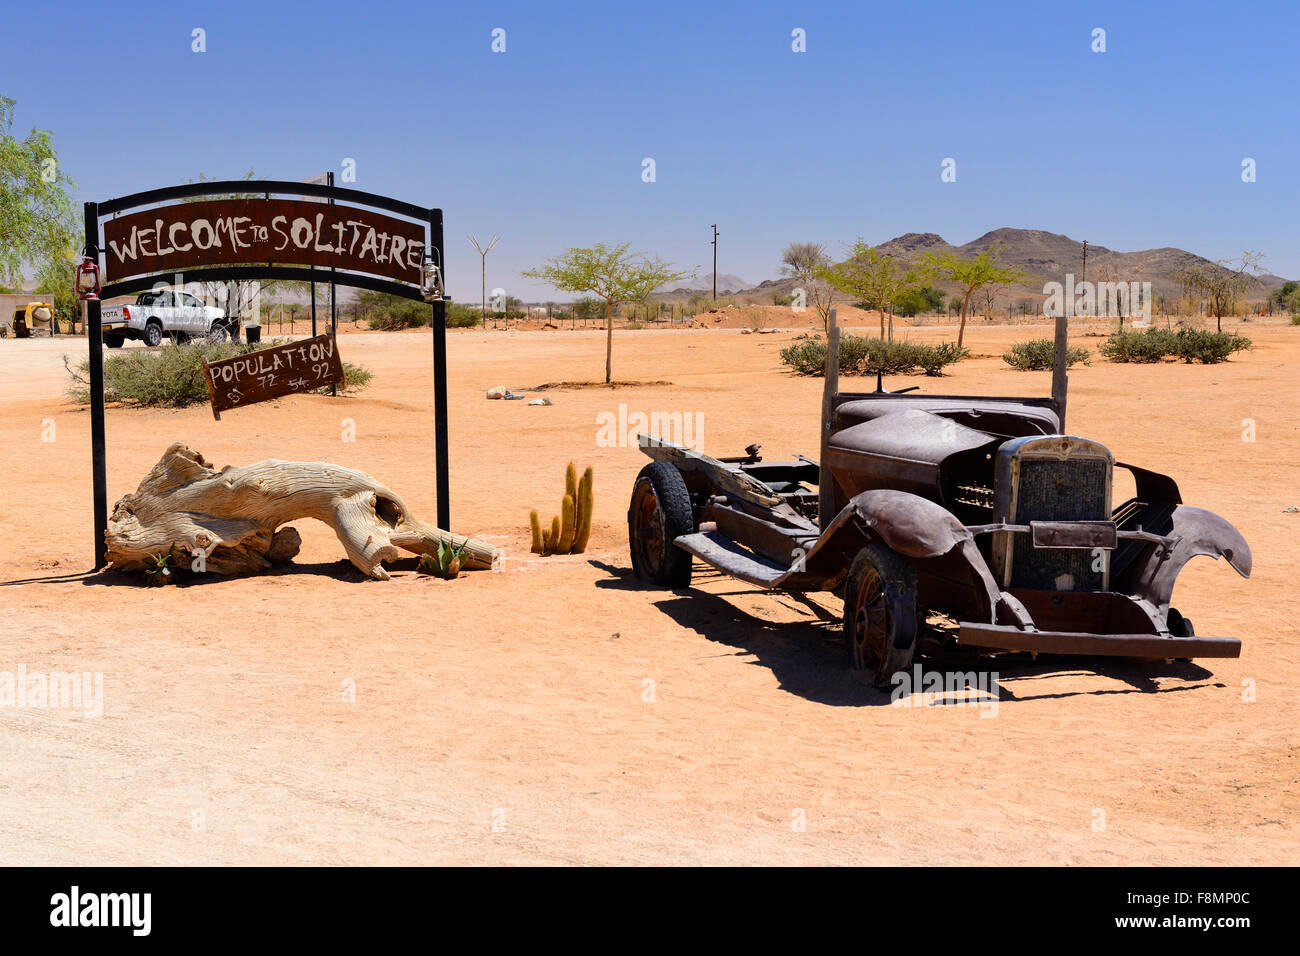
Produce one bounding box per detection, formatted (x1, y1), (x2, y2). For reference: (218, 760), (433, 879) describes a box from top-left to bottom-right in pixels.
(805, 490), (1006, 622)
(847, 489), (970, 558)
(1126, 505), (1252, 615)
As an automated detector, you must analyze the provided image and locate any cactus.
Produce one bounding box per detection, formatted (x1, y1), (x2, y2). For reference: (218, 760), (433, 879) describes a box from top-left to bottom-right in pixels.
(529, 509), (543, 554)
(558, 494), (575, 553)
(573, 466), (594, 554)
(527, 463), (595, 556)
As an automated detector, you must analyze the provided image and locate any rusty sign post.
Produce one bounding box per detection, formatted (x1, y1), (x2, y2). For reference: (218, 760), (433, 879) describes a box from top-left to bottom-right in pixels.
(202, 333), (345, 420)
(84, 179), (451, 567)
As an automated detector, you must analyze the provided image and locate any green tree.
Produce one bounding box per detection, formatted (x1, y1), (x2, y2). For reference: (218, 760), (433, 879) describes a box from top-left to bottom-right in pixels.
(1269, 279), (1298, 314)
(894, 285), (946, 317)
(523, 242), (693, 383)
(779, 241), (836, 331)
(0, 96), (78, 298)
(819, 239), (922, 340)
(920, 242), (1027, 348)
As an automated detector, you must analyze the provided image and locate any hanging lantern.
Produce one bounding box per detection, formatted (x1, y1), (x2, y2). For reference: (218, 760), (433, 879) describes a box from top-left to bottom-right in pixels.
(420, 254), (445, 302)
(75, 256), (101, 300)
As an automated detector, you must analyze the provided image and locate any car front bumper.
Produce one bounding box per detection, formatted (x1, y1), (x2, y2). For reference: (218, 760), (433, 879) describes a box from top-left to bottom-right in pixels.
(957, 623), (1241, 659)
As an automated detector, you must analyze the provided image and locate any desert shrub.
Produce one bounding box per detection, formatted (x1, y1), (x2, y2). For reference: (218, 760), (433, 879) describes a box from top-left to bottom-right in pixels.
(358, 289), (432, 330)
(1002, 338), (1091, 371)
(447, 303), (482, 328)
(1173, 327), (1251, 363)
(68, 339), (371, 407)
(772, 292), (794, 306)
(1099, 327), (1250, 364)
(1289, 314), (1300, 326)
(778, 338), (829, 374)
(780, 335), (968, 377)
(910, 342), (970, 376)
(1099, 328), (1178, 363)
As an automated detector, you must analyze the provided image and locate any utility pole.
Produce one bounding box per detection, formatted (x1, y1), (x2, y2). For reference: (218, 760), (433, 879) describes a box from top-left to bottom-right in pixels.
(1081, 239), (1088, 285)
(710, 224), (718, 300)
(466, 235), (501, 323)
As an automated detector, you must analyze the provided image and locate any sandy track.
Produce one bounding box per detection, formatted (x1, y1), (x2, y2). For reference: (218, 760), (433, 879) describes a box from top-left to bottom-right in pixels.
(0, 321), (1295, 864)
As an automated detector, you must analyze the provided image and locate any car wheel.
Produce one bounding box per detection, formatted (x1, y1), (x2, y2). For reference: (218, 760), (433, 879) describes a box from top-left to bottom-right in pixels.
(844, 541), (918, 688)
(628, 461), (695, 587)
(207, 323), (230, 344)
(104, 334), (125, 349)
(143, 321), (163, 347)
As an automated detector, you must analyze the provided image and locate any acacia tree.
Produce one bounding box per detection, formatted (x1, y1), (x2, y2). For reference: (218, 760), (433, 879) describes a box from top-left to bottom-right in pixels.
(819, 239), (921, 340)
(920, 242), (1027, 348)
(1171, 252), (1265, 331)
(779, 241), (836, 331)
(523, 242), (693, 383)
(0, 96), (78, 315)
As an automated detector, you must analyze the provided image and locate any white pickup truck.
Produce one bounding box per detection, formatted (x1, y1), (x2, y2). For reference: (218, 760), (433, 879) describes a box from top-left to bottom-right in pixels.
(101, 290), (236, 348)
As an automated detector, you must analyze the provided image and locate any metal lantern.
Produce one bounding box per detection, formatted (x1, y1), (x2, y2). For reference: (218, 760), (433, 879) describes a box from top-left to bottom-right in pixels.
(420, 255), (445, 302)
(75, 256), (101, 300)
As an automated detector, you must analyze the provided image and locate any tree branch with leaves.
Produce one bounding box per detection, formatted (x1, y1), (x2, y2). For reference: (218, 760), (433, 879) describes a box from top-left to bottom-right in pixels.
(919, 241), (1027, 348)
(819, 239), (922, 340)
(0, 95), (78, 321)
(523, 242), (693, 383)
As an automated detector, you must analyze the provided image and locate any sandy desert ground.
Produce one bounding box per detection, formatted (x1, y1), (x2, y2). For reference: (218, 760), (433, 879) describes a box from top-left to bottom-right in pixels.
(0, 315), (1295, 865)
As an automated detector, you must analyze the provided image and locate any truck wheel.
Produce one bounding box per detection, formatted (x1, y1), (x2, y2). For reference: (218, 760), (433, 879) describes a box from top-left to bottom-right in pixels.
(104, 334), (125, 349)
(844, 542), (918, 688)
(143, 321), (163, 347)
(207, 323), (230, 344)
(628, 461), (695, 587)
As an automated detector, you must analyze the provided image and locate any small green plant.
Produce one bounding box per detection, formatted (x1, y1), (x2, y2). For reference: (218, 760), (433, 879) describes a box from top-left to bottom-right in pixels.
(1002, 338), (1091, 370)
(420, 539), (468, 579)
(145, 549), (175, 586)
(779, 335), (968, 376)
(1289, 314), (1300, 326)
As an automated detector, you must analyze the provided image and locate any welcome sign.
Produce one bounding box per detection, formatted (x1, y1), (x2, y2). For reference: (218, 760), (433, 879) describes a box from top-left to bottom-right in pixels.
(103, 198), (427, 285)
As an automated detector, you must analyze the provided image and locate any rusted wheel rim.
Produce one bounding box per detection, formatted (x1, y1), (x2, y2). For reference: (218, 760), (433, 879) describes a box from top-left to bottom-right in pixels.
(632, 483), (666, 574)
(851, 566), (889, 670)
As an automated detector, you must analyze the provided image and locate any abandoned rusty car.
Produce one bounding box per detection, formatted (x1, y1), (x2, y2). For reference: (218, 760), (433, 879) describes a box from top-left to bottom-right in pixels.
(627, 313), (1251, 687)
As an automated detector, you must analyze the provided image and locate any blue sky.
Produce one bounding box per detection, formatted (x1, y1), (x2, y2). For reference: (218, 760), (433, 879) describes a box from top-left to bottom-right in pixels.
(4, 0), (1297, 300)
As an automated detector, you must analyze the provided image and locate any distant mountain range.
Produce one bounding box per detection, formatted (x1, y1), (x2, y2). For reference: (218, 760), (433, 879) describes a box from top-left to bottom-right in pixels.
(667, 272), (751, 295)
(654, 227), (1291, 304)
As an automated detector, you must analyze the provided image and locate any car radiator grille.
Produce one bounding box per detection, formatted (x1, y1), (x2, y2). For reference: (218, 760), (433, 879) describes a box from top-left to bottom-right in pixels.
(1011, 457), (1109, 590)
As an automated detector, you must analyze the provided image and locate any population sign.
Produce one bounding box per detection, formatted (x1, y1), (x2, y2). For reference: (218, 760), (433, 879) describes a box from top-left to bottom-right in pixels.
(203, 334), (345, 420)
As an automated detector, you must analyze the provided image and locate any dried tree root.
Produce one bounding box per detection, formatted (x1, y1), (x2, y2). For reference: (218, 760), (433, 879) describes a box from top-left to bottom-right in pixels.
(106, 443), (497, 580)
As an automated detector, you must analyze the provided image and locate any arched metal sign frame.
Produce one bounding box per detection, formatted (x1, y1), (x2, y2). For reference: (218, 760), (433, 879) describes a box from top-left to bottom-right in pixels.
(83, 180), (450, 568)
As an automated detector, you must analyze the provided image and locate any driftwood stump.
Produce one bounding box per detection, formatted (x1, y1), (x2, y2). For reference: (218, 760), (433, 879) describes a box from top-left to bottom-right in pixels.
(106, 443), (497, 579)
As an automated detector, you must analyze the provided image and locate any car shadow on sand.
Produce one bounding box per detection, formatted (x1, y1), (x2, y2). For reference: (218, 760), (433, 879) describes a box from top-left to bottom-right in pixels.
(591, 559), (1224, 707)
